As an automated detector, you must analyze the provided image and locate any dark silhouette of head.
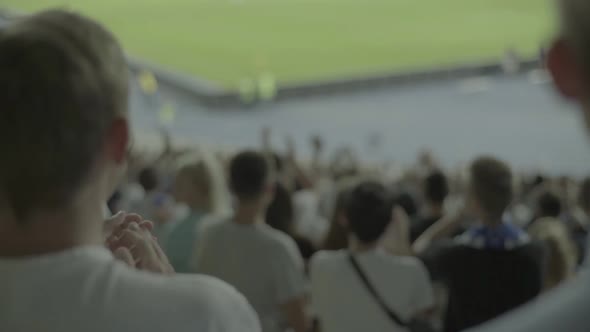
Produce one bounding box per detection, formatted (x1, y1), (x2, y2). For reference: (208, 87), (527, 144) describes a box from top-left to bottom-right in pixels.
(138, 168), (159, 193)
(469, 157), (513, 221)
(424, 170), (449, 206)
(536, 190), (563, 219)
(346, 181), (393, 245)
(229, 151), (271, 202)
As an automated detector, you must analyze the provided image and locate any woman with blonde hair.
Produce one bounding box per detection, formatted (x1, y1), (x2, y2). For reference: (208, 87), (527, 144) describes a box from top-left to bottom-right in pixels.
(528, 218), (578, 291)
(165, 152), (229, 272)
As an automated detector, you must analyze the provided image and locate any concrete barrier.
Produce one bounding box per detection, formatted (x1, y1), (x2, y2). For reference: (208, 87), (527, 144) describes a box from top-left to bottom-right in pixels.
(130, 54), (542, 107)
(275, 59), (540, 101)
(127, 56), (541, 108)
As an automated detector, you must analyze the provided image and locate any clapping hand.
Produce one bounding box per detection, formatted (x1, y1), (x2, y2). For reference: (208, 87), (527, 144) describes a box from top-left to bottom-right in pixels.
(105, 212), (174, 275)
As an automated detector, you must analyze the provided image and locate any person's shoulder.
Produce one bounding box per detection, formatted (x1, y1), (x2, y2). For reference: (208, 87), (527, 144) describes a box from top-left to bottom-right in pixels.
(465, 271), (590, 332)
(200, 218), (232, 236)
(368, 251), (429, 278)
(311, 249), (347, 262)
(169, 273), (253, 308)
(515, 240), (547, 264)
(387, 254), (428, 270)
(258, 224), (298, 250)
(310, 250), (347, 272)
(113, 267), (260, 331)
(519, 240), (546, 254)
(418, 238), (467, 269)
(421, 238), (465, 257)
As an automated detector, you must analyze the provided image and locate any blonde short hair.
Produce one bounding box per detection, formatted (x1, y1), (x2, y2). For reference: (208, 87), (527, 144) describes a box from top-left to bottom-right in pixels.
(177, 151), (230, 215)
(0, 10), (128, 220)
(529, 217), (578, 290)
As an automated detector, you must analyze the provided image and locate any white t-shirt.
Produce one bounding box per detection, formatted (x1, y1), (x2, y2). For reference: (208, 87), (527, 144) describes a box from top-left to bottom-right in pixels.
(310, 249), (434, 332)
(466, 269), (590, 332)
(0, 246), (260, 332)
(292, 190), (329, 245)
(197, 221), (306, 332)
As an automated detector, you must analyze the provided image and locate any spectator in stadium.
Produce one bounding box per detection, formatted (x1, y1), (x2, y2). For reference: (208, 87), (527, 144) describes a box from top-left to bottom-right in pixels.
(467, 2), (590, 329)
(414, 157), (545, 332)
(197, 151), (308, 332)
(311, 181), (434, 332)
(533, 189), (563, 221)
(411, 170), (450, 242)
(133, 167), (176, 244)
(528, 218), (577, 291)
(266, 182), (316, 261)
(165, 159), (222, 272)
(0, 9), (259, 332)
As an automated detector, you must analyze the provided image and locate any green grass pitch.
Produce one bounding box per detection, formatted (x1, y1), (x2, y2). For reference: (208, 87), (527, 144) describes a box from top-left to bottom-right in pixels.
(4, 0), (552, 88)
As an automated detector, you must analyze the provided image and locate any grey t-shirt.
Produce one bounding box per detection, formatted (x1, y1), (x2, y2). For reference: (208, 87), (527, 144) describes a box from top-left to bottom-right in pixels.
(467, 269), (590, 332)
(197, 221), (307, 332)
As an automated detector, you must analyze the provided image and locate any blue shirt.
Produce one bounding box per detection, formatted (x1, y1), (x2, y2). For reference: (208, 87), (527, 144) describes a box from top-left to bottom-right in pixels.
(456, 222), (530, 250)
(165, 211), (203, 273)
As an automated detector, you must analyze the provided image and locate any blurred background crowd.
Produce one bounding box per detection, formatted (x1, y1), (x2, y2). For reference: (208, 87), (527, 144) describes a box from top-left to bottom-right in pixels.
(2, 1), (589, 332)
(107, 127), (589, 331)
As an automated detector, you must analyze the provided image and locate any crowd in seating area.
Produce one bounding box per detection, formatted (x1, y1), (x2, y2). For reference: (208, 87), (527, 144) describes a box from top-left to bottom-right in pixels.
(2, 2), (590, 332)
(108, 129), (589, 332)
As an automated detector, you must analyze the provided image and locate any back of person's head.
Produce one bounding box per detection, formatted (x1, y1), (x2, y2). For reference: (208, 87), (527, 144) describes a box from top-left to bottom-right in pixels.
(536, 189), (563, 218)
(395, 191), (418, 218)
(528, 217), (577, 290)
(346, 181), (393, 244)
(265, 182), (294, 234)
(229, 151), (270, 201)
(469, 157), (513, 220)
(175, 152), (229, 215)
(0, 10), (128, 221)
(174, 162), (212, 210)
(138, 167), (159, 193)
(424, 170), (449, 205)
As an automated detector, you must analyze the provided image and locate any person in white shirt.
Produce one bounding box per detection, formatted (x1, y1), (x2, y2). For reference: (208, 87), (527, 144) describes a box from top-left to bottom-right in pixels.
(467, 0), (590, 331)
(311, 181), (434, 332)
(198, 151), (309, 332)
(0, 10), (259, 332)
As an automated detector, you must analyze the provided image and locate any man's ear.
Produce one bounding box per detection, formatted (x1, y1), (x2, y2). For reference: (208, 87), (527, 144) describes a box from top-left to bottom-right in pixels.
(106, 117), (129, 164)
(547, 38), (585, 99)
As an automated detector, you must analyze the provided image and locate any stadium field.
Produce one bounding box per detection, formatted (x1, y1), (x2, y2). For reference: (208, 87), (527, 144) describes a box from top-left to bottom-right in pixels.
(5, 0), (551, 88)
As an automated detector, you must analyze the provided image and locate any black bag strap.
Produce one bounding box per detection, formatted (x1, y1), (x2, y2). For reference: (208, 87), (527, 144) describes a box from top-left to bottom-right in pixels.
(348, 253), (408, 328)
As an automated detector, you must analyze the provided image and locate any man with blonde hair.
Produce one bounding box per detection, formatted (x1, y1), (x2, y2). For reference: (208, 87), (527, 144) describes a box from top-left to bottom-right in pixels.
(469, 0), (590, 330)
(0, 10), (259, 332)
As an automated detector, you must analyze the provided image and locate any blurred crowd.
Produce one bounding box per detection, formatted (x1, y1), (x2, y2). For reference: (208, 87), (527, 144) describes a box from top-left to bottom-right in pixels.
(3, 3), (590, 332)
(106, 128), (589, 332)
